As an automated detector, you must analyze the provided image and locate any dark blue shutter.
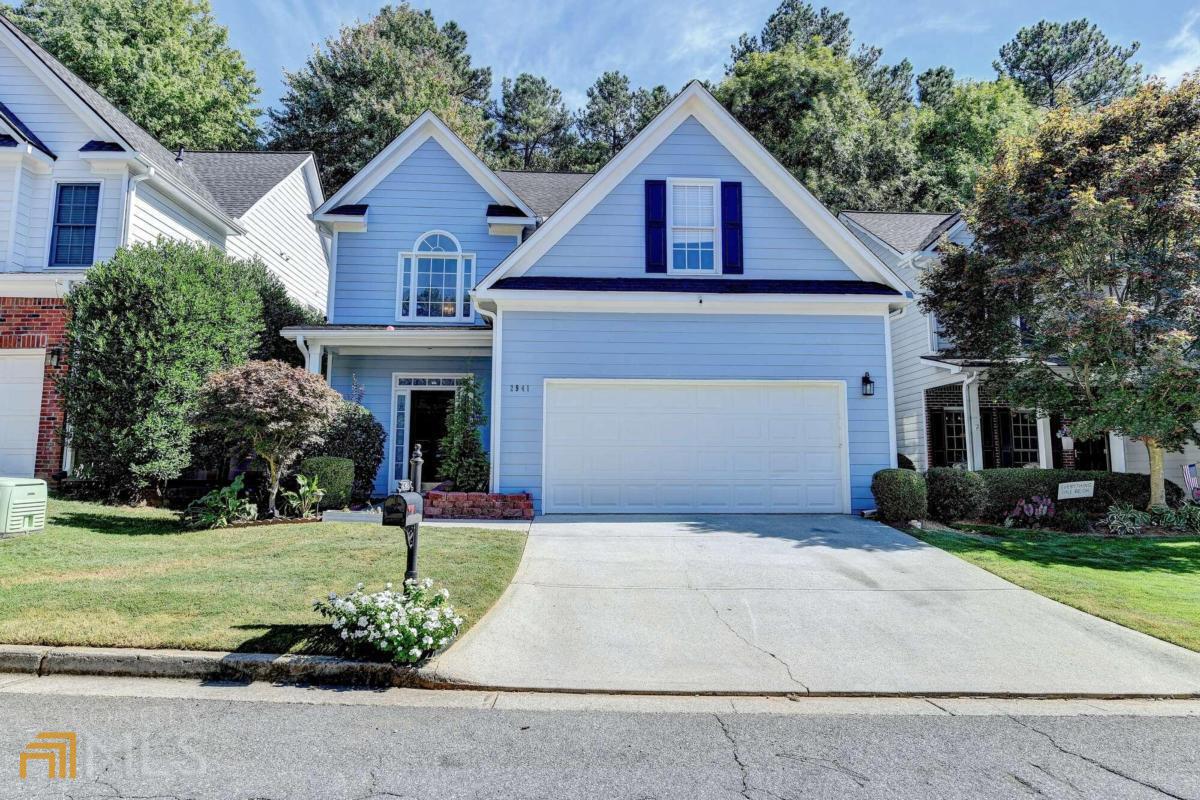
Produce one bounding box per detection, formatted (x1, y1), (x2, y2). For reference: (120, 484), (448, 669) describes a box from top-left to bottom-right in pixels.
(644, 180), (667, 273)
(721, 181), (743, 274)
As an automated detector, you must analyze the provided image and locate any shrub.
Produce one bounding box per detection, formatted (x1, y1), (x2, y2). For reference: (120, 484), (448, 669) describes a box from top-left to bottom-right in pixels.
(182, 474), (257, 529)
(977, 469), (1183, 522)
(299, 456), (353, 509)
(313, 579), (462, 663)
(1104, 504), (1152, 536)
(438, 375), (489, 492)
(897, 453), (917, 471)
(302, 378), (386, 502)
(281, 473), (326, 518)
(246, 262), (324, 366)
(1056, 509), (1091, 533)
(925, 468), (985, 522)
(195, 361), (342, 516)
(59, 241), (263, 502)
(1150, 502), (1200, 533)
(871, 469), (927, 522)
(1005, 495), (1055, 528)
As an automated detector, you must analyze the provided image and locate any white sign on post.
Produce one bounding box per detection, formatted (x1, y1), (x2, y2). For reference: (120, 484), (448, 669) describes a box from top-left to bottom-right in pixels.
(1057, 480), (1095, 500)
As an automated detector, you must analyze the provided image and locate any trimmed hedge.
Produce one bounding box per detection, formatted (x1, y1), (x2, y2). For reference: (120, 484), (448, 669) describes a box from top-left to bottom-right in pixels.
(871, 469), (927, 522)
(926, 468), (986, 522)
(977, 469), (1183, 522)
(299, 456), (354, 510)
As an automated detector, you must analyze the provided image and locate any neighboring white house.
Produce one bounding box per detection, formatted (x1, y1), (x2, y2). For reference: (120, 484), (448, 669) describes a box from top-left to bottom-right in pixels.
(0, 12), (328, 479)
(840, 209), (1198, 490)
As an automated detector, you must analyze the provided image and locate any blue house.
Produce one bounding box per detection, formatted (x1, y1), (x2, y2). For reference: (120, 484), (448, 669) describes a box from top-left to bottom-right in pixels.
(286, 82), (911, 514)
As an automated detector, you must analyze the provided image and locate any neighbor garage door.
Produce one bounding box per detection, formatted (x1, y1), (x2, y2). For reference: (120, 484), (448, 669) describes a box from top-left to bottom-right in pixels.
(0, 351), (44, 477)
(543, 380), (848, 514)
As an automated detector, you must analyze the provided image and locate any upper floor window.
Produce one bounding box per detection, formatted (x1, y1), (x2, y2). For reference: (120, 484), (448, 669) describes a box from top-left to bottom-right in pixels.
(49, 183), (100, 267)
(667, 178), (720, 273)
(397, 231), (475, 321)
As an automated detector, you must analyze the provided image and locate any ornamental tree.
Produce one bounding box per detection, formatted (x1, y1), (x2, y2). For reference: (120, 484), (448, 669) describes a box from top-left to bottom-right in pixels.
(196, 360), (342, 516)
(437, 375), (489, 492)
(921, 76), (1200, 507)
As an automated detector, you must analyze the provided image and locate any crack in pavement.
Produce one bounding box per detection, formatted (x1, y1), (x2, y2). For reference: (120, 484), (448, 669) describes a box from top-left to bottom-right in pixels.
(774, 752), (871, 789)
(1009, 716), (1194, 800)
(700, 591), (810, 692)
(1031, 762), (1085, 797)
(713, 714), (753, 800)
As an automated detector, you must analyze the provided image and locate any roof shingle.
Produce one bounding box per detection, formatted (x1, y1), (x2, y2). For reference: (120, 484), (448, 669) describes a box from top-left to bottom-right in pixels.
(841, 211), (959, 254)
(496, 171), (592, 218)
(181, 151), (313, 217)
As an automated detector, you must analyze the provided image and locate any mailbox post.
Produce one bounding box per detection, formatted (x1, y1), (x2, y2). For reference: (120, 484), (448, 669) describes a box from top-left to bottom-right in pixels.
(382, 447), (425, 584)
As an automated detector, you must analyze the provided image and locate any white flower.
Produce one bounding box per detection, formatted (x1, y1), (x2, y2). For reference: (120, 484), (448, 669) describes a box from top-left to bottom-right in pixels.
(422, 635), (433, 646)
(452, 617), (463, 627)
(409, 646), (421, 657)
(440, 588), (449, 599)
(356, 582), (365, 590)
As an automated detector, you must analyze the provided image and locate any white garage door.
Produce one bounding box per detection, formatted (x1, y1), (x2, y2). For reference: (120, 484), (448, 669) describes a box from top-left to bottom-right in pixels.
(543, 380), (848, 514)
(0, 352), (44, 477)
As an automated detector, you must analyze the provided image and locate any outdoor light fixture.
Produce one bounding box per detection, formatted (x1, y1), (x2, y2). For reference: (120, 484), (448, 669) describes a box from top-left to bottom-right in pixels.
(861, 372), (875, 397)
(45, 347), (62, 368)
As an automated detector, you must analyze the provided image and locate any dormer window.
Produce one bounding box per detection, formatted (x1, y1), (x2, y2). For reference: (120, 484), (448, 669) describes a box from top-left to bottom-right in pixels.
(667, 178), (720, 273)
(397, 231), (475, 321)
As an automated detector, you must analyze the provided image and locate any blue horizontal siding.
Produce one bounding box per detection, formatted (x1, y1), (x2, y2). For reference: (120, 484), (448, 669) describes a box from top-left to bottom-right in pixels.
(497, 312), (892, 513)
(329, 354), (492, 498)
(332, 138), (518, 325)
(527, 117), (860, 282)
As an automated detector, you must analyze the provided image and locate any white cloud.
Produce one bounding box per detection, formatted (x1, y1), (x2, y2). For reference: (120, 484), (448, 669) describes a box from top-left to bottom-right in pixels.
(873, 12), (988, 47)
(1156, 8), (1200, 84)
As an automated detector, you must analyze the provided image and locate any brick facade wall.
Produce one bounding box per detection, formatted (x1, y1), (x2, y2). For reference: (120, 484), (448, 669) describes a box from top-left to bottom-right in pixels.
(423, 491), (534, 520)
(0, 296), (69, 478)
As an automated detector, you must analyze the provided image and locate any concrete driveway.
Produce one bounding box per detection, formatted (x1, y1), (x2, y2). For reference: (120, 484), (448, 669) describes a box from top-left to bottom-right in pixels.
(427, 515), (1200, 695)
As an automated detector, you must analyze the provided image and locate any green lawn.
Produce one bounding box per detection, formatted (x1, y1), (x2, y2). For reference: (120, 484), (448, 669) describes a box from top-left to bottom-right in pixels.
(0, 498), (526, 655)
(912, 524), (1200, 652)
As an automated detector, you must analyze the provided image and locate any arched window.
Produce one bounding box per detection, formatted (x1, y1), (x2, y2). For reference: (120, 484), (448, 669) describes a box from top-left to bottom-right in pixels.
(397, 231), (475, 320)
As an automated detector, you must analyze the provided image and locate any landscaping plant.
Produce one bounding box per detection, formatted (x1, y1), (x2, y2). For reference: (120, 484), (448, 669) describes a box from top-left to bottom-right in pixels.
(59, 241), (263, 502)
(302, 378), (386, 503)
(1103, 504), (1152, 536)
(195, 361), (342, 517)
(297, 456), (354, 509)
(438, 375), (490, 492)
(922, 76), (1200, 509)
(1005, 496), (1055, 529)
(871, 469), (927, 522)
(314, 579), (462, 664)
(281, 474), (325, 519)
(183, 474), (257, 529)
(976, 469), (1181, 522)
(925, 468), (985, 522)
(1055, 509), (1091, 534)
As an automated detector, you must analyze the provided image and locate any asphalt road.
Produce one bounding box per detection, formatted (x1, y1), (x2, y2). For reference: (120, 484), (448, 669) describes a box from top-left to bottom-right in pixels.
(1, 684), (1199, 800)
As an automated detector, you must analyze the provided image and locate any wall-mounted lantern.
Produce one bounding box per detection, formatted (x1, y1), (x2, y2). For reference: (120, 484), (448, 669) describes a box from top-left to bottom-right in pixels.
(45, 347), (63, 368)
(861, 372), (875, 397)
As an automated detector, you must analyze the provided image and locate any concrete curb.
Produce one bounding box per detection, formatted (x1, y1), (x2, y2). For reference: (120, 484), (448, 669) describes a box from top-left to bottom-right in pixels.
(0, 645), (425, 688)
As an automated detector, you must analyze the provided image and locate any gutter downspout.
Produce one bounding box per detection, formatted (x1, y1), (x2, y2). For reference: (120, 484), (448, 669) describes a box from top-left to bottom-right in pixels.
(119, 166), (154, 246)
(961, 371), (981, 470)
(295, 334), (309, 366)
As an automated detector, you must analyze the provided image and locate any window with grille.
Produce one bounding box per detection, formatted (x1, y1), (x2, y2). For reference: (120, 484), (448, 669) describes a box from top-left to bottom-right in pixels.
(1011, 411), (1040, 466)
(397, 231), (475, 321)
(49, 184), (100, 267)
(943, 410), (968, 465)
(668, 179), (720, 273)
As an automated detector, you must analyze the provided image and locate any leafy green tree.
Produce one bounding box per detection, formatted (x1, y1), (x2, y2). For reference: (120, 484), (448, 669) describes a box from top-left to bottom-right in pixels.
(59, 241), (263, 502)
(915, 78), (1038, 206)
(489, 73), (577, 170)
(729, 0), (852, 64)
(921, 78), (1200, 507)
(437, 375), (489, 492)
(301, 377), (386, 503)
(575, 71), (672, 169)
(717, 42), (932, 212)
(917, 66), (956, 109)
(196, 360), (342, 516)
(267, 3), (491, 191)
(994, 19), (1142, 109)
(6, 0), (260, 150)
(245, 262), (323, 366)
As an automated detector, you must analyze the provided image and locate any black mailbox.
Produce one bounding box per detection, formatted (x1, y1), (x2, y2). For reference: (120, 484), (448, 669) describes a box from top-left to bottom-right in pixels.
(382, 491), (423, 527)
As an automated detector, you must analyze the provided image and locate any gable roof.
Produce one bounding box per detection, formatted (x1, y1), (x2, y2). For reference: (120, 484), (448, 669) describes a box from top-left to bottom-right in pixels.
(840, 211), (960, 255)
(477, 82), (910, 296)
(182, 151), (317, 217)
(496, 171), (592, 218)
(0, 99), (54, 158)
(315, 111), (534, 219)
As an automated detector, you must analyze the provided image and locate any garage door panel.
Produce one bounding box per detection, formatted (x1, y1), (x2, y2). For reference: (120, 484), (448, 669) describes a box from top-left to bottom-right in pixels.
(544, 381), (847, 514)
(0, 353), (44, 477)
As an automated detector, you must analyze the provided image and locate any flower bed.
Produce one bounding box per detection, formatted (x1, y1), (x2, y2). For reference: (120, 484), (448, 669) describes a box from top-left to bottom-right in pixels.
(424, 491), (533, 520)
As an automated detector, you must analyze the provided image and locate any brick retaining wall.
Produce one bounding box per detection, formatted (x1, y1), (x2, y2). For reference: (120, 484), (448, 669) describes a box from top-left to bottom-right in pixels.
(423, 491), (534, 520)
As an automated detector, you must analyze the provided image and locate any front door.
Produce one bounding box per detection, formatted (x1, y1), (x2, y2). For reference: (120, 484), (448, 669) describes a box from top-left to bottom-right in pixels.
(410, 390), (454, 486)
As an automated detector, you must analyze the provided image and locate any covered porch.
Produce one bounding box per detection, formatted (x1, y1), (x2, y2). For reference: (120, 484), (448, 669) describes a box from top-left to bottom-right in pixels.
(283, 325), (493, 498)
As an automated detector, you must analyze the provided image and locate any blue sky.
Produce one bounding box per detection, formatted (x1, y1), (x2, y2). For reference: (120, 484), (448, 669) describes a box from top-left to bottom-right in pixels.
(212, 0), (1200, 113)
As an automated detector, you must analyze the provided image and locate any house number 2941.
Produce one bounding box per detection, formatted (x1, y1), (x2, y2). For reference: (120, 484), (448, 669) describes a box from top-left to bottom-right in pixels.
(509, 384), (531, 393)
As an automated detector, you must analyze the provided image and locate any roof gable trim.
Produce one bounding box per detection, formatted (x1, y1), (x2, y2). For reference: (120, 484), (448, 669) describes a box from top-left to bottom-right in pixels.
(478, 82), (909, 295)
(315, 111), (533, 218)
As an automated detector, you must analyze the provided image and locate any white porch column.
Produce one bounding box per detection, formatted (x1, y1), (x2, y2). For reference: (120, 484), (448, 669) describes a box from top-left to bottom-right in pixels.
(963, 377), (984, 470)
(1037, 415), (1054, 468)
(1108, 433), (1127, 472)
(305, 342), (323, 374)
